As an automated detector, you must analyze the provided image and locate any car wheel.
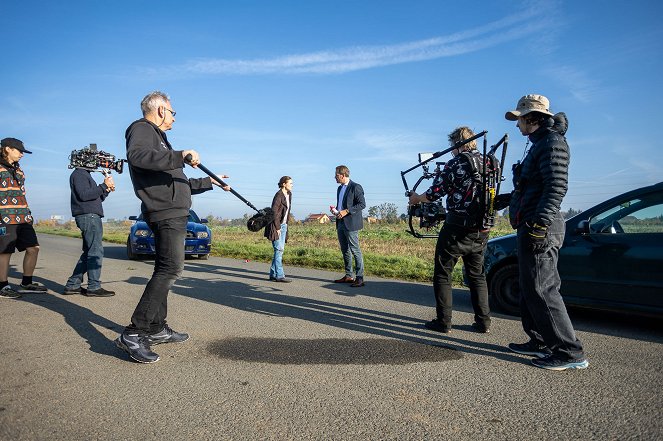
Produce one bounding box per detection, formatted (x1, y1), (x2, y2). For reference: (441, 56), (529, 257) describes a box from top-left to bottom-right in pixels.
(489, 263), (521, 316)
(127, 238), (137, 260)
(198, 253), (209, 260)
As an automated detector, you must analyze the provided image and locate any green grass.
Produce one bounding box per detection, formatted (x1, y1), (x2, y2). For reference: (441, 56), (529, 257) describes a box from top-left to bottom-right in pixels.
(35, 218), (515, 285)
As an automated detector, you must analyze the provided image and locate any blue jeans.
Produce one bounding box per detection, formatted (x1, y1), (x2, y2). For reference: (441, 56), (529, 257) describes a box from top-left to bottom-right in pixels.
(126, 216), (187, 335)
(336, 222), (364, 278)
(433, 223), (490, 329)
(65, 214), (104, 291)
(270, 223), (287, 279)
(517, 212), (585, 360)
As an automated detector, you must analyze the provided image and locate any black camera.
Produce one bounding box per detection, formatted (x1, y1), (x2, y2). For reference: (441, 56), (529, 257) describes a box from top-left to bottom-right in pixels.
(408, 201), (446, 229)
(68, 143), (125, 173)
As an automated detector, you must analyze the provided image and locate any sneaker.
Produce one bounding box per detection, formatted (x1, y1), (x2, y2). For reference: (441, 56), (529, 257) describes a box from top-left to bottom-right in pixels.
(424, 319), (451, 334)
(84, 287), (115, 297)
(146, 325), (189, 345)
(0, 285), (21, 299)
(471, 322), (490, 334)
(63, 287), (87, 295)
(508, 341), (552, 358)
(531, 354), (589, 371)
(115, 332), (160, 363)
(19, 282), (48, 292)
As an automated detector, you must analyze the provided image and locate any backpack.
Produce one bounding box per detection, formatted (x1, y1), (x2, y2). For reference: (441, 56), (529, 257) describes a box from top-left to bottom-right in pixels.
(456, 151), (501, 229)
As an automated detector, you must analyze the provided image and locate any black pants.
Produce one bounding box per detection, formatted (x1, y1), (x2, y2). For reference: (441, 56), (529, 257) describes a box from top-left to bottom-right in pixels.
(126, 216), (187, 335)
(517, 212), (585, 360)
(433, 223), (491, 328)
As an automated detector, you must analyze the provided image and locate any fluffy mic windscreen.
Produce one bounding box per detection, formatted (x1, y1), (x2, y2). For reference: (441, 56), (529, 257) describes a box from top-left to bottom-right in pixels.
(247, 208), (274, 232)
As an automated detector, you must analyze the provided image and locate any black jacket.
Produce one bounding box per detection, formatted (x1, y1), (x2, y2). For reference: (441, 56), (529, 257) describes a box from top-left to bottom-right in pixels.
(509, 112), (569, 228)
(69, 168), (108, 217)
(125, 119), (213, 223)
(264, 190), (292, 242)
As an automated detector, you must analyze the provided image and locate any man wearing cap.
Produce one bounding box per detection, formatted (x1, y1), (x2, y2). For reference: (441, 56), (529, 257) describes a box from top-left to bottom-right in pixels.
(499, 94), (588, 371)
(0, 137), (47, 299)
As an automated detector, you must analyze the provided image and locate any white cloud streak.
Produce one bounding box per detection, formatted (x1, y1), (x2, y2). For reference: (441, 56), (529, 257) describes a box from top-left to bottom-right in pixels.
(146, 7), (555, 76)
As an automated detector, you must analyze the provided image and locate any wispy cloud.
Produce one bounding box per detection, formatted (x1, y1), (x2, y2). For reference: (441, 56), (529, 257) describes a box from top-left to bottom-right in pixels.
(542, 65), (599, 103)
(144, 7), (556, 77)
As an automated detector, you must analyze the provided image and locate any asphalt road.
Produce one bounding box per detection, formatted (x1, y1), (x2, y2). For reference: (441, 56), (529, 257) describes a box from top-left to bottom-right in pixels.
(0, 234), (661, 440)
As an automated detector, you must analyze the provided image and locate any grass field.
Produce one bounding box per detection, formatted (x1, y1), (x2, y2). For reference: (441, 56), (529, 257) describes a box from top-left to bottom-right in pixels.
(35, 217), (515, 285)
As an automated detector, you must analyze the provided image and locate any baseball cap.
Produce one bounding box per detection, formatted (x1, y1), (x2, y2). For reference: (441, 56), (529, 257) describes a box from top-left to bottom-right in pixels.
(505, 94), (554, 121)
(0, 137), (32, 154)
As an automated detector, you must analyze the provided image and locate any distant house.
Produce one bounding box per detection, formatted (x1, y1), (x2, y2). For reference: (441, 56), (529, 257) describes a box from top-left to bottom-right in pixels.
(305, 213), (331, 224)
(366, 216), (378, 224)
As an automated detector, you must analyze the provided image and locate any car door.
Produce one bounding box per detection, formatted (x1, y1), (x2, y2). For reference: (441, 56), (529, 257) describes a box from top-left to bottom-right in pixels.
(559, 191), (663, 312)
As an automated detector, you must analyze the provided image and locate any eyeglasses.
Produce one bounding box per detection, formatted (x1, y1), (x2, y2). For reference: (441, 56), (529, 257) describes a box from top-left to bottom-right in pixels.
(164, 107), (176, 117)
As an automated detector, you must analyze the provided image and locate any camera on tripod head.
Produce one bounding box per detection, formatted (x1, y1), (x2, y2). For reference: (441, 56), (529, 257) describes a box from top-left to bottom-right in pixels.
(68, 143), (125, 174)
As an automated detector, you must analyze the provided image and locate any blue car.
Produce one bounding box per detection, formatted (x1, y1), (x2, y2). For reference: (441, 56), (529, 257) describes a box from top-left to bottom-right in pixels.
(126, 209), (212, 260)
(482, 182), (663, 317)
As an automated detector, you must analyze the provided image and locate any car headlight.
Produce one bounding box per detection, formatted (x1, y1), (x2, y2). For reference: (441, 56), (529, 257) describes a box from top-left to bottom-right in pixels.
(196, 231), (209, 239)
(134, 230), (152, 237)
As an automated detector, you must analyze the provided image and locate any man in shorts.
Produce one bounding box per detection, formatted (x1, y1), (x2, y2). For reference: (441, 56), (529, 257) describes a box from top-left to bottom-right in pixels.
(0, 137), (47, 299)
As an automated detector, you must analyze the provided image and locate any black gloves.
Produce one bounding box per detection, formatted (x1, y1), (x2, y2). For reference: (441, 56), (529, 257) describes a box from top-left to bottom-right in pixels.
(493, 193), (512, 211)
(526, 222), (548, 253)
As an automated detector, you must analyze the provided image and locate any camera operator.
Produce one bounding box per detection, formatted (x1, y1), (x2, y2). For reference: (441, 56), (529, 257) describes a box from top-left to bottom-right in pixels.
(0, 137), (47, 299)
(408, 127), (491, 334)
(62, 166), (116, 297)
(500, 94), (588, 371)
(114, 91), (230, 364)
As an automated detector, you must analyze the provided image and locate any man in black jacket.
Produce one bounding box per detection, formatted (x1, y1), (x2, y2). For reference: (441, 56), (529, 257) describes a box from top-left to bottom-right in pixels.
(63, 167), (116, 297)
(502, 94), (588, 371)
(115, 91), (228, 364)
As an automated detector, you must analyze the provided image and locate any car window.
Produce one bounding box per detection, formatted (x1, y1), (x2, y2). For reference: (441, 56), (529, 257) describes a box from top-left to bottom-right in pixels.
(589, 194), (663, 234)
(188, 210), (201, 223)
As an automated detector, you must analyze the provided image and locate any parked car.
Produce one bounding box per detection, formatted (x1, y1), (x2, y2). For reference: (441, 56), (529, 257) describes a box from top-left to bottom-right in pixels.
(483, 182), (663, 317)
(126, 209), (212, 260)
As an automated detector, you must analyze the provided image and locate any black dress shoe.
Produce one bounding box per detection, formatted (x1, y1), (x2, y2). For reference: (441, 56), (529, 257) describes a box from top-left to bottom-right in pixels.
(471, 322), (490, 334)
(275, 278), (292, 283)
(350, 277), (365, 287)
(334, 276), (355, 283)
(424, 319), (451, 333)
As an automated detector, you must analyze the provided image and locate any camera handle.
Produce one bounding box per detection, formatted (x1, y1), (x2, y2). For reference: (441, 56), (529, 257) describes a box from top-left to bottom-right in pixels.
(184, 154), (261, 214)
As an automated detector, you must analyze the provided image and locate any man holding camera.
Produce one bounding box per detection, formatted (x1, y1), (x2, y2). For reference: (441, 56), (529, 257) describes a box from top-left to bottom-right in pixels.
(409, 127), (491, 334)
(500, 94), (588, 371)
(115, 91), (229, 364)
(0, 137), (47, 299)
(62, 165), (116, 297)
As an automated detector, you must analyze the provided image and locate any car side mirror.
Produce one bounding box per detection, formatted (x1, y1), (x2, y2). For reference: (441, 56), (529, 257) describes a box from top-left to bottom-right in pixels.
(129, 215), (138, 221)
(200, 219), (208, 224)
(575, 220), (590, 234)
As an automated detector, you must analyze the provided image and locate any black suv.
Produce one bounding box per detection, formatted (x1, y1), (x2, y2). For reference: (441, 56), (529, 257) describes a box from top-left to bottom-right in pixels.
(484, 182), (663, 316)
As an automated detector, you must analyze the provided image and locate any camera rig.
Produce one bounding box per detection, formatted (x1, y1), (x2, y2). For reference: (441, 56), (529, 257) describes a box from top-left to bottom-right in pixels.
(68, 143), (125, 175)
(400, 131), (508, 238)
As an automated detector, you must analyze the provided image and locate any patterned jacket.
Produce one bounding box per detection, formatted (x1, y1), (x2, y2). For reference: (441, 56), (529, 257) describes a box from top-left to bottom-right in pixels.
(425, 151), (482, 216)
(0, 160), (33, 224)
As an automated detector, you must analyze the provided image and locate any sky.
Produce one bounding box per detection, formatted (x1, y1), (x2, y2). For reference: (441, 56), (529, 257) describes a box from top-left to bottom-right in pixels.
(2, 0), (662, 221)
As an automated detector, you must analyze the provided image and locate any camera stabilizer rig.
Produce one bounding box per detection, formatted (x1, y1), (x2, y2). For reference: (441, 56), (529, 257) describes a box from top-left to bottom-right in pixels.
(400, 131), (508, 238)
(68, 143), (125, 177)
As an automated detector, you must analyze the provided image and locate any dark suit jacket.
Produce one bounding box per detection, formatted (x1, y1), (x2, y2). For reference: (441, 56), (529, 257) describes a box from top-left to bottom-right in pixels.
(336, 180), (366, 231)
(264, 190), (292, 242)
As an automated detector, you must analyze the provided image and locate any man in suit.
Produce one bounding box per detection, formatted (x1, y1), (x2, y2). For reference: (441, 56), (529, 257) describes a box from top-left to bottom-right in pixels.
(331, 165), (366, 287)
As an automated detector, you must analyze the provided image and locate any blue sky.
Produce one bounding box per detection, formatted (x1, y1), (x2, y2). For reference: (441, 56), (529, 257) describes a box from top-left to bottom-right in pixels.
(2, 0), (662, 221)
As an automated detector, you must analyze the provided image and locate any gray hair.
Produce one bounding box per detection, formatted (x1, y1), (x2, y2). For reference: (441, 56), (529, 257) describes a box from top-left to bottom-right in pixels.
(140, 91), (170, 116)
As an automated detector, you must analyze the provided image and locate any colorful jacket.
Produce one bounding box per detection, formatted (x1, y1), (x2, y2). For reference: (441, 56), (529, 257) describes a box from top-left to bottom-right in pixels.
(0, 160), (33, 224)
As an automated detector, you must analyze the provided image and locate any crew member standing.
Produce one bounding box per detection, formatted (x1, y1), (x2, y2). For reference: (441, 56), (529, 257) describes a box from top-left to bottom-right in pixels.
(265, 176), (293, 283)
(115, 91), (229, 363)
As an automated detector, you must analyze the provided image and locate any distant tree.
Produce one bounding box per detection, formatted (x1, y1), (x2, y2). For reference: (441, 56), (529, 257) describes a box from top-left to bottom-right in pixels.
(563, 208), (583, 219)
(368, 205), (379, 218)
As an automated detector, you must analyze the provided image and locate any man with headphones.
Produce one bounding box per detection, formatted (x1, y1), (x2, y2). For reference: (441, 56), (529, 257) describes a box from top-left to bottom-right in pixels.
(501, 94), (588, 371)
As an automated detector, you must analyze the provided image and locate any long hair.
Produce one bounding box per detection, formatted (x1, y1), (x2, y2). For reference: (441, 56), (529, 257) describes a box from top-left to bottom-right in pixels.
(448, 126), (476, 151)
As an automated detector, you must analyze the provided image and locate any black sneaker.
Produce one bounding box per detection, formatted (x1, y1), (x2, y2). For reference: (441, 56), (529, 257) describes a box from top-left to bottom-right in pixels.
(19, 282), (48, 292)
(424, 319), (451, 334)
(531, 354), (589, 371)
(146, 325), (189, 345)
(508, 341), (552, 358)
(115, 332), (160, 363)
(63, 287), (87, 295)
(0, 285), (21, 299)
(471, 322), (490, 334)
(84, 287), (115, 297)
